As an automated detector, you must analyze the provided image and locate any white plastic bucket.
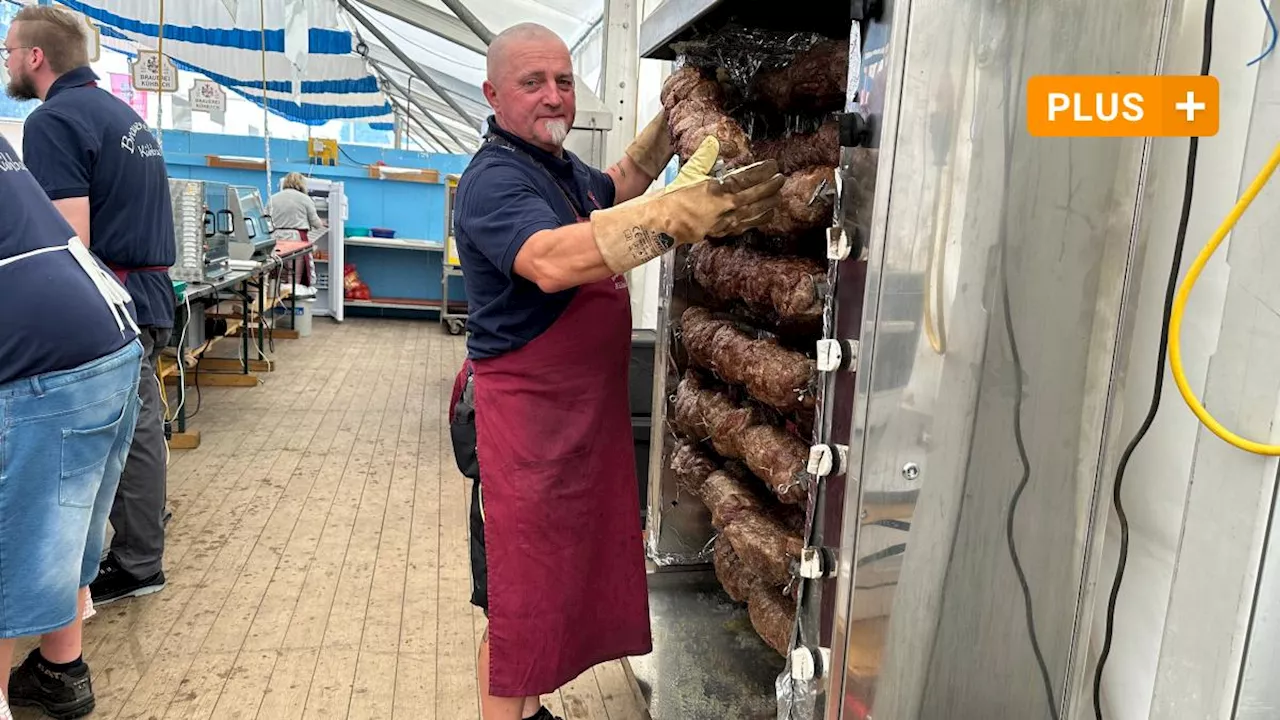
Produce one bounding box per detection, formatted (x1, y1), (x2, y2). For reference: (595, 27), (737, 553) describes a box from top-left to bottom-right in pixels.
(295, 298), (314, 337)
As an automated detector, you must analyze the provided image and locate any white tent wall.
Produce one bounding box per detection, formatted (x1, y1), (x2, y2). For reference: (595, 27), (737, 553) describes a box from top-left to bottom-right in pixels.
(623, 0), (673, 330)
(0, 119), (21, 153)
(1080, 0), (1280, 717)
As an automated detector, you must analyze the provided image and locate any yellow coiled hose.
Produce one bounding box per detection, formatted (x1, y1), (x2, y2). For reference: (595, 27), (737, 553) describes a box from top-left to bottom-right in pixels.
(1169, 140), (1280, 454)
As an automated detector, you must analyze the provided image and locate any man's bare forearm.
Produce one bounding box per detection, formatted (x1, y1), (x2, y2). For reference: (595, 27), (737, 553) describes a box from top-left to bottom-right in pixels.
(512, 222), (617, 294)
(606, 155), (658, 204)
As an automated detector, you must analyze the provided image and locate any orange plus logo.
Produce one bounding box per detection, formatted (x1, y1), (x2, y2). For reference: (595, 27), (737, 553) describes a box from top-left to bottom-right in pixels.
(1026, 76), (1219, 137)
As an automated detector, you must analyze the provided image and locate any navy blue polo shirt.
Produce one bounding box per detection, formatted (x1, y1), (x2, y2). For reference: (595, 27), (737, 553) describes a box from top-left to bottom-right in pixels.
(23, 66), (175, 329)
(0, 135), (137, 386)
(454, 117), (616, 359)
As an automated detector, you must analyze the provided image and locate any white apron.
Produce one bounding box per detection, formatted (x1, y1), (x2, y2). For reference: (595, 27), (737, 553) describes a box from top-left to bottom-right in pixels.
(0, 238), (141, 338)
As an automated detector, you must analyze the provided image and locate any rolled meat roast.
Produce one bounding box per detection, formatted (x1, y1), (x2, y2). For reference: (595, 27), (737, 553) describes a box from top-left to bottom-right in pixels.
(681, 306), (816, 414)
(689, 241), (825, 329)
(749, 584), (799, 657)
(672, 372), (809, 505)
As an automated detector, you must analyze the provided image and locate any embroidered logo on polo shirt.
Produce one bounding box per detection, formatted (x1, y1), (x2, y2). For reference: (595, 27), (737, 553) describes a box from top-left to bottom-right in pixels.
(0, 150), (25, 173)
(121, 122), (163, 159)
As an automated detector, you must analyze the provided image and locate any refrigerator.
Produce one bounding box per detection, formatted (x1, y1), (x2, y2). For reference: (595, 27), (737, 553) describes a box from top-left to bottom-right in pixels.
(302, 177), (345, 322)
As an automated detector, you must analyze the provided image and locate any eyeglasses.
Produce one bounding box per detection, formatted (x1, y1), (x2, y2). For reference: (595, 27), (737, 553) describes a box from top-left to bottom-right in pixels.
(0, 46), (32, 60)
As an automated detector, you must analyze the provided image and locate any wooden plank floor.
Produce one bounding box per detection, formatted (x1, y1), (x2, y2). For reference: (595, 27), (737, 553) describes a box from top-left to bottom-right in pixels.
(10, 318), (649, 720)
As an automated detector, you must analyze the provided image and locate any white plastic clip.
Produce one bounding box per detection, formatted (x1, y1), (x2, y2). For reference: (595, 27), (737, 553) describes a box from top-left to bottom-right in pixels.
(807, 444), (849, 478)
(816, 339), (858, 372)
(827, 225), (851, 261)
(814, 338), (855, 371)
(790, 646), (834, 681)
(816, 339), (842, 372)
(829, 225), (849, 258)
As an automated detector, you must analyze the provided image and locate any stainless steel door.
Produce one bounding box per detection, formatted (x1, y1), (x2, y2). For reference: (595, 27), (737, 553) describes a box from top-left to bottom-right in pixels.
(825, 0), (1172, 717)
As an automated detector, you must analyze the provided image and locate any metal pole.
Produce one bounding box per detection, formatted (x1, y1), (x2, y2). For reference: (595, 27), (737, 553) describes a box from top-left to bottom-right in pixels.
(406, 125), (443, 153)
(368, 61), (467, 151)
(339, 0), (481, 127)
(439, 0), (494, 45)
(392, 96), (459, 154)
(378, 69), (473, 151)
(387, 96), (448, 151)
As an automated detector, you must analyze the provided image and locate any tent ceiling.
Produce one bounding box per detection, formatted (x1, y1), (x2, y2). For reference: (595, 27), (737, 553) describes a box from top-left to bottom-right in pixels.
(40, 0), (605, 152)
(346, 0), (606, 149)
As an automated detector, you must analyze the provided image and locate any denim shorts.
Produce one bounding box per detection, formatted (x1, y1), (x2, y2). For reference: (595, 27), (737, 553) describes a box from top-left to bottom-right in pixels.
(0, 339), (142, 638)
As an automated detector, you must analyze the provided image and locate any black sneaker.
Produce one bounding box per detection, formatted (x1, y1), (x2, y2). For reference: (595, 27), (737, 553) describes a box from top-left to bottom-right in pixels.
(88, 553), (165, 606)
(525, 707), (563, 720)
(7, 650), (94, 719)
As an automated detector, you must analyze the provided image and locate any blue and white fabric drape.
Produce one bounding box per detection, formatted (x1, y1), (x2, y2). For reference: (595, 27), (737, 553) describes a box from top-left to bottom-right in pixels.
(56, 0), (392, 125)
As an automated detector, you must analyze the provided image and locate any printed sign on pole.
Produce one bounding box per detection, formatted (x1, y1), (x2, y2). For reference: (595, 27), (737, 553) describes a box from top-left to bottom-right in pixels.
(190, 79), (227, 114)
(129, 50), (178, 93)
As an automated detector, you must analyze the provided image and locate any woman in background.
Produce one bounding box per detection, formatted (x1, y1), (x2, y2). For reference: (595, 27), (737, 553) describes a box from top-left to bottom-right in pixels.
(268, 172), (326, 287)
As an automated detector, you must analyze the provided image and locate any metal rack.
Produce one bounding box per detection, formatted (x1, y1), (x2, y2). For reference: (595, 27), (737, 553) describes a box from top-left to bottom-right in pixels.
(440, 173), (467, 335)
(639, 0), (1180, 718)
(637, 2), (870, 717)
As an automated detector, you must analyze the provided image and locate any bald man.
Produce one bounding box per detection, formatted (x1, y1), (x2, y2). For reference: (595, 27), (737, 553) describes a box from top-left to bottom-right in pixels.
(449, 22), (783, 720)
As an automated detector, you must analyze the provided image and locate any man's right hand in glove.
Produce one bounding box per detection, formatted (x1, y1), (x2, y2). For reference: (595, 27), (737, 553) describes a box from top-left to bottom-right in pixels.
(511, 135), (784, 293)
(591, 136), (784, 275)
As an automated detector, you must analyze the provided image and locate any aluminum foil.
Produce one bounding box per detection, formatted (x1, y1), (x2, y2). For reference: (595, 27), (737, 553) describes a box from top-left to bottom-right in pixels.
(671, 26), (845, 140)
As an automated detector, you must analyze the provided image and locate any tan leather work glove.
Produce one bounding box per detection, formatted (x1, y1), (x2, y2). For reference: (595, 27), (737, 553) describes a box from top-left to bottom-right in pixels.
(591, 136), (784, 275)
(624, 109), (675, 179)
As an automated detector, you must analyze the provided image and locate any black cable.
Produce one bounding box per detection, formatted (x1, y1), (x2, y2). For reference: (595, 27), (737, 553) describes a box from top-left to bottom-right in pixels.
(993, 6), (1059, 719)
(1000, 182), (1062, 720)
(1092, 2), (1215, 716)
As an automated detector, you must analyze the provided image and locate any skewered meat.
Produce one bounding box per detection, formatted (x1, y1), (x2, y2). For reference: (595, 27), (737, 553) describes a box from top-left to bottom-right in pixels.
(667, 98), (755, 168)
(681, 306), (816, 414)
(748, 585), (798, 656)
(752, 38), (849, 113)
(701, 465), (767, 530)
(661, 66), (723, 110)
(667, 439), (802, 588)
(670, 439), (717, 497)
(669, 441), (806, 635)
(722, 509), (803, 587)
(672, 371), (762, 458)
(752, 120), (841, 174)
(760, 166), (837, 237)
(669, 435), (776, 527)
(661, 67), (755, 169)
(715, 539), (760, 603)
(776, 504), (808, 535)
(672, 373), (809, 505)
(689, 241), (826, 329)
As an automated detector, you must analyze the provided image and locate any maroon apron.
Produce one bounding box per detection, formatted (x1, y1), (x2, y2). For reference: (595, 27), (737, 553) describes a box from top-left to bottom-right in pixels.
(106, 263), (168, 285)
(466, 214), (652, 696)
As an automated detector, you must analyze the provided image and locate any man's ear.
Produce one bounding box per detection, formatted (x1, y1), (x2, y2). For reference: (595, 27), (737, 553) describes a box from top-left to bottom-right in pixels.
(482, 80), (499, 111)
(28, 46), (47, 74)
